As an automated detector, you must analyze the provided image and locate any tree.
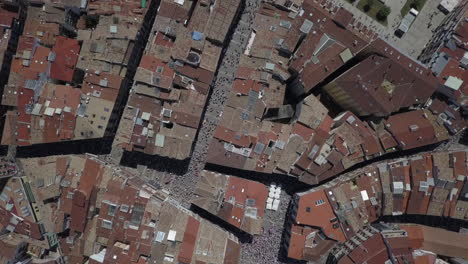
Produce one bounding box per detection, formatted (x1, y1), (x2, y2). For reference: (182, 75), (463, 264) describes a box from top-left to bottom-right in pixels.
(85, 15), (99, 29)
(363, 0), (374, 12)
(410, 0), (423, 9)
(377, 6), (391, 20)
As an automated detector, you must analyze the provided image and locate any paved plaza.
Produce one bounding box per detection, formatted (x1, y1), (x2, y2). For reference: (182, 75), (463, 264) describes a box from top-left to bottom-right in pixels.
(331, 0), (447, 59)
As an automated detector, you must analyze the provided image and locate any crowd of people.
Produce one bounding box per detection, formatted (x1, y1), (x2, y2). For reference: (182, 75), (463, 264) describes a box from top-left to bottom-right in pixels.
(168, 0), (262, 205)
(114, 0), (292, 262)
(241, 191), (292, 264)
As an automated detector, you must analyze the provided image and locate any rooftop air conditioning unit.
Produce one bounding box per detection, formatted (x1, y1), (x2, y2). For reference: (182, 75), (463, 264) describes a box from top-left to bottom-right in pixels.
(419, 181), (429, 193)
(392, 181), (404, 194)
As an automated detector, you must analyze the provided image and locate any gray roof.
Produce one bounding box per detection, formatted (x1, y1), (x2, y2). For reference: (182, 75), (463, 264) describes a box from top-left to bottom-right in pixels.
(313, 34), (335, 57)
(254, 143), (265, 154)
(300, 19), (314, 34)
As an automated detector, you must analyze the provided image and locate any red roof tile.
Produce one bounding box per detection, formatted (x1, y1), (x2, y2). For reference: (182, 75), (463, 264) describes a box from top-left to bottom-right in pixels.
(82, 71), (122, 102)
(290, 2), (368, 92)
(338, 256), (354, 264)
(0, 8), (17, 33)
(70, 190), (88, 233)
(291, 123), (315, 141)
(223, 176), (268, 229)
(29, 45), (51, 74)
(333, 8), (354, 28)
(385, 110), (439, 150)
(236, 67), (255, 80)
(223, 238), (241, 264)
(139, 55), (175, 78)
(78, 158), (104, 197)
(50, 36), (80, 82)
(287, 228), (306, 260)
(17, 87), (34, 123)
(453, 151), (468, 178)
(214, 125), (255, 148)
(158, 1), (191, 22)
(233, 79), (256, 95)
(178, 216), (200, 264)
(296, 189), (346, 242)
(16, 36), (35, 53)
(400, 225), (424, 249)
(330, 53), (436, 116)
(16, 123), (30, 144)
(176, 65), (214, 85)
(348, 234), (388, 263)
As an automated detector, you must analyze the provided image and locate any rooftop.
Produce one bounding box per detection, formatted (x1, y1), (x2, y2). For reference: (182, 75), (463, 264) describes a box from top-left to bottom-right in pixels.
(0, 5), (18, 72)
(384, 110), (448, 150)
(287, 150), (468, 262)
(323, 51), (437, 117)
(192, 170), (268, 235)
(203, 1), (452, 185)
(401, 224), (468, 259)
(295, 189), (346, 242)
(432, 17), (468, 108)
(1, 0), (149, 146)
(4, 154), (242, 263)
(112, 0), (242, 160)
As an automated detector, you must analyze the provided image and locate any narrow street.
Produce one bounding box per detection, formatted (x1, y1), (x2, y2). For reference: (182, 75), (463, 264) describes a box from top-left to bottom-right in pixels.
(167, 0), (263, 205)
(240, 191), (292, 264)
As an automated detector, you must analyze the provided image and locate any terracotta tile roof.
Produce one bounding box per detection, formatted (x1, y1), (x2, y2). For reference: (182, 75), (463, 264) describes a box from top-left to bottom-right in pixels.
(139, 55), (175, 78)
(24, 22), (59, 47)
(291, 123), (315, 141)
(0, 8), (18, 27)
(223, 238), (241, 264)
(328, 53), (436, 116)
(17, 87), (34, 123)
(220, 175), (268, 233)
(50, 36), (80, 82)
(153, 31), (174, 48)
(70, 190), (89, 233)
(205, 0), (241, 44)
(82, 71), (122, 102)
(45, 84), (82, 113)
(176, 64), (214, 85)
(204, 0), (453, 188)
(338, 256), (355, 264)
(0, 240), (17, 260)
(333, 8), (354, 28)
(17, 123), (31, 145)
(232, 79), (262, 95)
(236, 67), (255, 80)
(287, 227), (307, 260)
(296, 189), (346, 242)
(348, 234), (388, 263)
(207, 140), (247, 169)
(17, 36), (35, 54)
(178, 216), (200, 264)
(453, 151), (468, 178)
(214, 126), (255, 148)
(400, 225), (424, 249)
(78, 158), (104, 197)
(384, 110), (439, 150)
(158, 1), (191, 22)
(290, 2), (369, 92)
(404, 224), (468, 259)
(29, 46), (51, 73)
